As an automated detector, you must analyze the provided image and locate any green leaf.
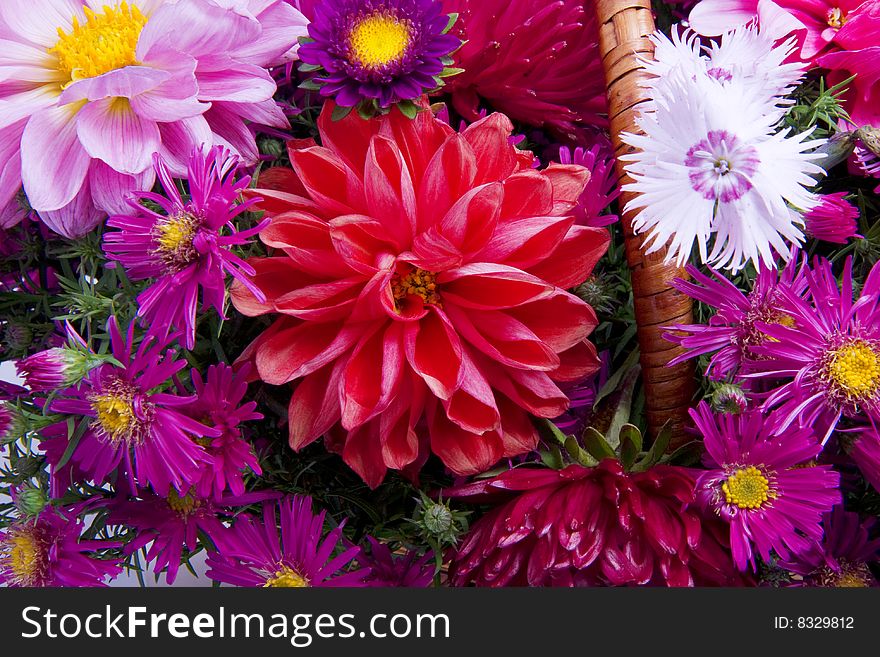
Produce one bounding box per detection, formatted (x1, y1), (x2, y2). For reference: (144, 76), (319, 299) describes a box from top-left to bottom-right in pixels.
(618, 424), (643, 471)
(662, 440), (704, 468)
(539, 418), (569, 447)
(396, 100), (419, 120)
(583, 427), (616, 461)
(298, 78), (323, 91)
(539, 445), (565, 470)
(604, 364), (641, 450)
(297, 62), (322, 73)
(297, 36), (314, 45)
(594, 347), (640, 409)
(57, 417), (89, 469)
(633, 421), (673, 471)
(357, 101), (377, 121)
(331, 104), (353, 122)
(564, 436), (599, 467)
(442, 12), (459, 34)
(439, 67), (465, 78)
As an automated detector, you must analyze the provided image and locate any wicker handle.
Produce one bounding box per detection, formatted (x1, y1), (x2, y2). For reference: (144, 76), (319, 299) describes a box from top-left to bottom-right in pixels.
(594, 0), (695, 446)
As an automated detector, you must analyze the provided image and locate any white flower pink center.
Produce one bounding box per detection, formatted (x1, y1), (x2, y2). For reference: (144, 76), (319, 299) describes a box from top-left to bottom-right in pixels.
(685, 130), (760, 202)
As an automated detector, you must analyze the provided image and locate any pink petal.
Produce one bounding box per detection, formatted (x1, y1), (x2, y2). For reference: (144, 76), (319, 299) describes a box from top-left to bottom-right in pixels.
(76, 97), (160, 174)
(688, 0), (759, 35)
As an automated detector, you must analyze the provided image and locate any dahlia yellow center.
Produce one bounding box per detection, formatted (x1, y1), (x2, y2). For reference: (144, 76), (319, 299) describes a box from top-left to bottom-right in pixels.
(722, 465), (772, 510)
(348, 13), (411, 69)
(263, 565), (309, 588)
(826, 7), (846, 28)
(827, 341), (880, 399)
(167, 489), (200, 516)
(392, 268), (440, 306)
(1, 527), (43, 586)
(50, 2), (147, 84)
(152, 212), (200, 271)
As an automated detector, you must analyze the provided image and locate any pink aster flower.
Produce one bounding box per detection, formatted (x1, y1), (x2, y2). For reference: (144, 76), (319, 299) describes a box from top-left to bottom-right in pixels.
(0, 506), (121, 587)
(439, 0), (607, 138)
(556, 145), (619, 228)
(44, 317), (215, 496)
(855, 139), (880, 193)
(206, 495), (369, 587)
(104, 146), (267, 349)
(849, 426), (880, 492)
(358, 537), (435, 587)
(182, 363), (263, 499)
(0, 0), (307, 237)
(664, 253), (808, 380)
(781, 505), (880, 587)
(804, 192), (860, 243)
(231, 103), (608, 487)
(692, 402), (841, 572)
(749, 256), (880, 442)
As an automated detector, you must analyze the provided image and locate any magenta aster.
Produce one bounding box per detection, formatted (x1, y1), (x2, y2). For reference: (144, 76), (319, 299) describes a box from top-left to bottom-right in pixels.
(206, 495), (369, 587)
(750, 257), (880, 441)
(664, 254), (808, 380)
(358, 537), (435, 586)
(692, 402), (841, 571)
(556, 145), (620, 228)
(297, 0), (461, 112)
(104, 146), (267, 350)
(0, 506), (121, 587)
(448, 460), (744, 587)
(45, 317), (215, 496)
(849, 426), (880, 493)
(781, 505), (880, 587)
(182, 363), (263, 499)
(804, 192), (860, 244)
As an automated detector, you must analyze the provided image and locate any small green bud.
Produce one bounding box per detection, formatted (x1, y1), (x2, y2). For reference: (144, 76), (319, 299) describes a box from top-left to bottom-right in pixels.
(15, 485), (48, 517)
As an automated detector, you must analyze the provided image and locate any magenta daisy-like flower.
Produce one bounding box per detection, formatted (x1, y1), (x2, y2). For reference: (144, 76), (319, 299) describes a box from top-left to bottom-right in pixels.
(104, 146), (267, 350)
(556, 145), (620, 228)
(0, 506), (121, 587)
(781, 505), (880, 587)
(804, 192), (860, 244)
(206, 495), (369, 587)
(749, 257), (880, 442)
(297, 0), (461, 112)
(358, 537), (435, 587)
(45, 317), (215, 496)
(692, 402), (841, 571)
(182, 363), (263, 499)
(849, 427), (880, 493)
(664, 253), (808, 380)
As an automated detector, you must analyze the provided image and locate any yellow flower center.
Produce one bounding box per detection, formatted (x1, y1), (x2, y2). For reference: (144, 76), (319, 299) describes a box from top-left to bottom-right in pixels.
(826, 340), (880, 400)
(392, 267), (440, 307)
(826, 7), (846, 28)
(818, 561), (874, 588)
(263, 565), (309, 588)
(1, 526), (44, 586)
(89, 380), (148, 445)
(50, 2), (147, 84)
(348, 12), (412, 69)
(722, 465), (773, 510)
(152, 212), (200, 272)
(167, 489), (200, 516)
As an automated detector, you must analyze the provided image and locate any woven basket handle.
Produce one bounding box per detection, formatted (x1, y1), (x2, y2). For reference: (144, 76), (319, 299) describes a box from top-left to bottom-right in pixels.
(594, 0), (695, 446)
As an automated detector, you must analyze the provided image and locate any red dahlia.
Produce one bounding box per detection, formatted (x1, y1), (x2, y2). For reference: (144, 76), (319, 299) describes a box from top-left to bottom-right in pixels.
(231, 103), (609, 486)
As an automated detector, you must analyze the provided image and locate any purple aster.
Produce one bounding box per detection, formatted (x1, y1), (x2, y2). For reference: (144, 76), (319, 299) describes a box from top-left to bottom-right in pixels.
(0, 506), (121, 587)
(556, 144), (620, 228)
(206, 495), (369, 587)
(109, 489), (273, 585)
(781, 506), (880, 587)
(692, 401), (841, 572)
(44, 317), (215, 496)
(103, 147), (267, 350)
(664, 253), (808, 380)
(849, 427), (880, 493)
(182, 363), (264, 499)
(854, 139), (880, 194)
(750, 257), (880, 442)
(298, 0), (461, 111)
(552, 350), (610, 436)
(804, 192), (860, 244)
(358, 537), (435, 587)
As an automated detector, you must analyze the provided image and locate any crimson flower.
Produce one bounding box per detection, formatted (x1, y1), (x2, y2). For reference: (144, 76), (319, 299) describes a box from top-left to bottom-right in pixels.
(231, 102), (608, 486)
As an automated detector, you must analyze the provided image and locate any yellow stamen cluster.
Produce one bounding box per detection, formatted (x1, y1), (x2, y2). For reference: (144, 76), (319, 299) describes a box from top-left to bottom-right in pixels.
(151, 212), (200, 272)
(167, 489), (200, 516)
(722, 465), (773, 510)
(825, 340), (880, 401)
(348, 12), (412, 69)
(392, 267), (441, 307)
(826, 7), (846, 28)
(0, 527), (44, 586)
(263, 565), (309, 588)
(818, 561), (874, 588)
(50, 2), (147, 84)
(91, 390), (136, 443)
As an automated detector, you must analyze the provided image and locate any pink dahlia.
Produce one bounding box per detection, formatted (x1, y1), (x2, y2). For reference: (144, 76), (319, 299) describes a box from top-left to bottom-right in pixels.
(44, 317), (215, 495)
(438, 0), (607, 137)
(231, 103), (609, 487)
(0, 0), (307, 237)
(692, 402), (841, 571)
(104, 146), (267, 349)
(206, 495), (368, 587)
(804, 192), (860, 243)
(448, 460), (745, 587)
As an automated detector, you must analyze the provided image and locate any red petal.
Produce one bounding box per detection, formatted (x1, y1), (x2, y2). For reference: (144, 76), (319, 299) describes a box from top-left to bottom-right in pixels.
(501, 170), (554, 219)
(404, 308), (463, 399)
(461, 113), (518, 185)
(343, 421), (387, 489)
(417, 133), (476, 232)
(255, 320), (357, 385)
(506, 291), (597, 353)
(438, 182), (502, 256)
(443, 348), (500, 434)
(274, 277), (363, 321)
(329, 214), (402, 274)
(317, 100), (378, 173)
(380, 105), (453, 191)
(479, 215), (574, 271)
(229, 257), (318, 316)
(289, 145), (366, 216)
(440, 263), (554, 310)
(261, 212), (353, 279)
(340, 322), (405, 430)
(288, 361), (343, 450)
(542, 163), (591, 214)
(364, 135), (417, 240)
(552, 339), (600, 382)
(497, 395), (540, 457)
(429, 405), (503, 476)
(526, 225), (610, 289)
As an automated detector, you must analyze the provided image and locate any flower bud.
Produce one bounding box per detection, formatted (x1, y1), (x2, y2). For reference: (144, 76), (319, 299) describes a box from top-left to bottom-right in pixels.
(16, 347), (103, 392)
(0, 403), (26, 445)
(15, 485), (48, 517)
(711, 384), (748, 414)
